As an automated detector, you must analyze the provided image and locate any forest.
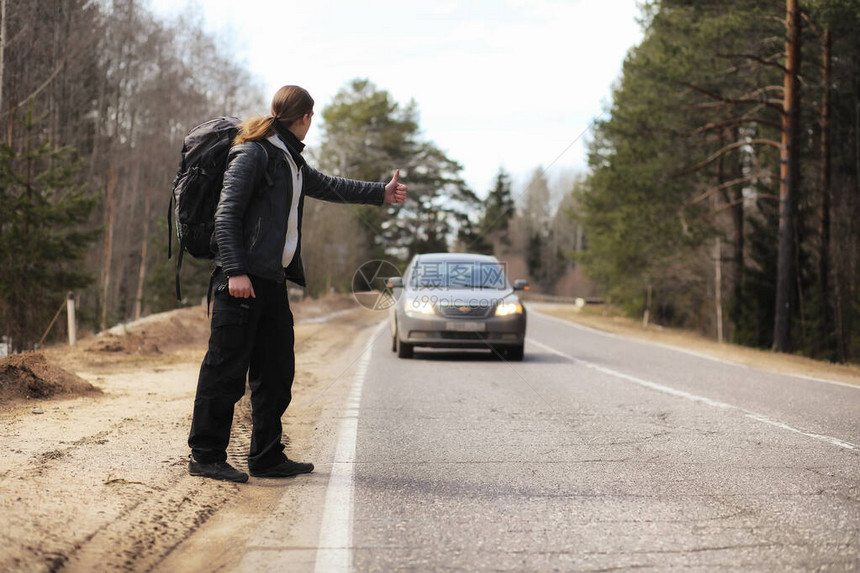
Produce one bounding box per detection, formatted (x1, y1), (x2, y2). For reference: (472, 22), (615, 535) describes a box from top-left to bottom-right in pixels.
(579, 0), (859, 362)
(0, 0), (268, 352)
(1, 0), (858, 364)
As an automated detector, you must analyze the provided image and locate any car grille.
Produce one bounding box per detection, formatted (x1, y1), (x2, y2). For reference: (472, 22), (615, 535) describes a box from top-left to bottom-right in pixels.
(436, 303), (493, 319)
(440, 331), (486, 340)
(409, 331), (521, 341)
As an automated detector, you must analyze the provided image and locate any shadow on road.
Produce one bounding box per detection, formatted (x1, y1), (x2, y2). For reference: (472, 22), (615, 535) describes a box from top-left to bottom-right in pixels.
(408, 349), (571, 364)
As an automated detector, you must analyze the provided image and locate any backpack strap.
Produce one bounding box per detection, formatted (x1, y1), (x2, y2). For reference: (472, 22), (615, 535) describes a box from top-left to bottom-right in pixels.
(205, 266), (219, 317)
(167, 192), (174, 261)
(167, 161), (183, 261)
(255, 140), (276, 186)
(175, 238), (185, 301)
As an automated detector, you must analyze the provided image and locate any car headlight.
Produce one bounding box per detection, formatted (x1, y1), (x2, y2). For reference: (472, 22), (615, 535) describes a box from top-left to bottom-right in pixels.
(495, 301), (523, 316)
(405, 297), (436, 316)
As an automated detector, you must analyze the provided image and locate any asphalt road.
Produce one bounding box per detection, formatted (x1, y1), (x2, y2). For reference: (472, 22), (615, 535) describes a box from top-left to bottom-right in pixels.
(320, 308), (860, 572)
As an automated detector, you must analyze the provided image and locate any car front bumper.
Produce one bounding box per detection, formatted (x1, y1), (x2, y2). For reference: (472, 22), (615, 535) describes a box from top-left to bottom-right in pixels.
(397, 312), (526, 349)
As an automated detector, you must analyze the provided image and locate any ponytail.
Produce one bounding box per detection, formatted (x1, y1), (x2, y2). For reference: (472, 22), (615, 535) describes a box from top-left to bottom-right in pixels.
(233, 85), (314, 145)
(233, 115), (276, 145)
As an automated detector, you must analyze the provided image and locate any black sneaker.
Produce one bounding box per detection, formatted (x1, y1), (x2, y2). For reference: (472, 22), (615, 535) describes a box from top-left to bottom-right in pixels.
(249, 458), (314, 478)
(188, 459), (249, 483)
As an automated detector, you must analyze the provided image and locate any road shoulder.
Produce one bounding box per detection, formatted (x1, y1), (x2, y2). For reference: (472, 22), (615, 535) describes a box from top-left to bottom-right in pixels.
(0, 297), (384, 573)
(531, 303), (860, 387)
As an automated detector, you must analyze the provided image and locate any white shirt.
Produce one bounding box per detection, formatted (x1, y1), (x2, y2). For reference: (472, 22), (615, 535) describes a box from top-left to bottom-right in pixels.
(266, 135), (303, 268)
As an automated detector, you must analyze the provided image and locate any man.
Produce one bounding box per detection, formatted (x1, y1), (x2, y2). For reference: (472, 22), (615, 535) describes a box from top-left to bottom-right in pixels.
(188, 85), (407, 482)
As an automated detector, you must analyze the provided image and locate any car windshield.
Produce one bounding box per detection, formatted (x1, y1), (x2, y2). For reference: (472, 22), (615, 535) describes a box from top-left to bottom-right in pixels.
(409, 260), (508, 289)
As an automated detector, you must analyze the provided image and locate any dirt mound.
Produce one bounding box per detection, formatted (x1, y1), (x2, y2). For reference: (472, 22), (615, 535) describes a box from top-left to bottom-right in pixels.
(89, 306), (212, 357)
(82, 294), (360, 358)
(294, 292), (361, 318)
(88, 332), (162, 354)
(0, 352), (100, 403)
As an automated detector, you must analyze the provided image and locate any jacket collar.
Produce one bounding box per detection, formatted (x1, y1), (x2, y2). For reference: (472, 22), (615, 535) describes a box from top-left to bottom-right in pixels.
(272, 121), (307, 169)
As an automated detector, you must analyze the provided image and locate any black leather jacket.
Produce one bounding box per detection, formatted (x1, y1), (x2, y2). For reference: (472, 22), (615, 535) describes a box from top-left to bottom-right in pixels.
(214, 140), (385, 286)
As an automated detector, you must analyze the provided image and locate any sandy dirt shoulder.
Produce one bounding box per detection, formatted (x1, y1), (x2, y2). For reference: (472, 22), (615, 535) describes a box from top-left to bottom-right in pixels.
(0, 295), (386, 573)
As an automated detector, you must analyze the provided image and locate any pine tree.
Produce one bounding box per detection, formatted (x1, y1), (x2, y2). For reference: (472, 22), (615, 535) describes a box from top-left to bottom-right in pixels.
(481, 168), (515, 236)
(318, 79), (479, 260)
(462, 167), (515, 255)
(0, 111), (99, 352)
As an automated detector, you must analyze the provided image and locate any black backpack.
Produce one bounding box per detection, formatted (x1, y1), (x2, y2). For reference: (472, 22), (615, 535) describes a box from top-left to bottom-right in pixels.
(168, 116), (269, 301)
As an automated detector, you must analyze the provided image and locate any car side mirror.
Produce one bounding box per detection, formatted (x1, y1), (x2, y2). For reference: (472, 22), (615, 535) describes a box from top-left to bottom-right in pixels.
(386, 276), (403, 289)
(513, 279), (529, 291)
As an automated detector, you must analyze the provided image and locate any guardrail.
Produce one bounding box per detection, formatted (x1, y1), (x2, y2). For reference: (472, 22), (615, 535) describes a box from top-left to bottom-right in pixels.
(520, 293), (604, 306)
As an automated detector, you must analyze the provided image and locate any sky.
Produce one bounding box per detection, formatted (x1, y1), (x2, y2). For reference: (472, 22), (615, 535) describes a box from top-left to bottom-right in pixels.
(147, 0), (644, 198)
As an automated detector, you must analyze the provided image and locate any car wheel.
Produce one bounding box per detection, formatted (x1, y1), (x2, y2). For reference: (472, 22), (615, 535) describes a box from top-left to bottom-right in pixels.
(396, 336), (414, 359)
(504, 344), (524, 361)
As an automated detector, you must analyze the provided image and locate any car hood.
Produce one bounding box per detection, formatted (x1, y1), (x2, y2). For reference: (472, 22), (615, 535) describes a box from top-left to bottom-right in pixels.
(404, 287), (517, 306)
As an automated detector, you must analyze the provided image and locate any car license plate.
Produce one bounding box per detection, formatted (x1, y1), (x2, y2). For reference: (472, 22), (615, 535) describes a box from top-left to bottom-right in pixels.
(445, 321), (485, 332)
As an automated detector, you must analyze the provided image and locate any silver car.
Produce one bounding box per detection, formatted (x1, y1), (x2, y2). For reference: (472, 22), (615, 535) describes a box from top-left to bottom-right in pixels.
(387, 253), (528, 360)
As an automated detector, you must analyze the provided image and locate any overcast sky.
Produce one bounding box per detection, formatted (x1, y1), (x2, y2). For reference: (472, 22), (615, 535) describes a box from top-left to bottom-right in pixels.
(148, 0), (644, 197)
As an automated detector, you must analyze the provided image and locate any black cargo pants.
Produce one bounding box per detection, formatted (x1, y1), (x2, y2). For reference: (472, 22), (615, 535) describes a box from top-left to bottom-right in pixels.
(188, 269), (295, 473)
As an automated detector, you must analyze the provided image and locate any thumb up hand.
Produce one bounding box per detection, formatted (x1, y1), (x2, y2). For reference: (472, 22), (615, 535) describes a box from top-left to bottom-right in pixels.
(384, 169), (407, 204)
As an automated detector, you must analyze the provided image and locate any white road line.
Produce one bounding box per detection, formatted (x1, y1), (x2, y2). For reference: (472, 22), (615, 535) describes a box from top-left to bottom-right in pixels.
(531, 308), (860, 390)
(528, 337), (859, 452)
(313, 341), (373, 573)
